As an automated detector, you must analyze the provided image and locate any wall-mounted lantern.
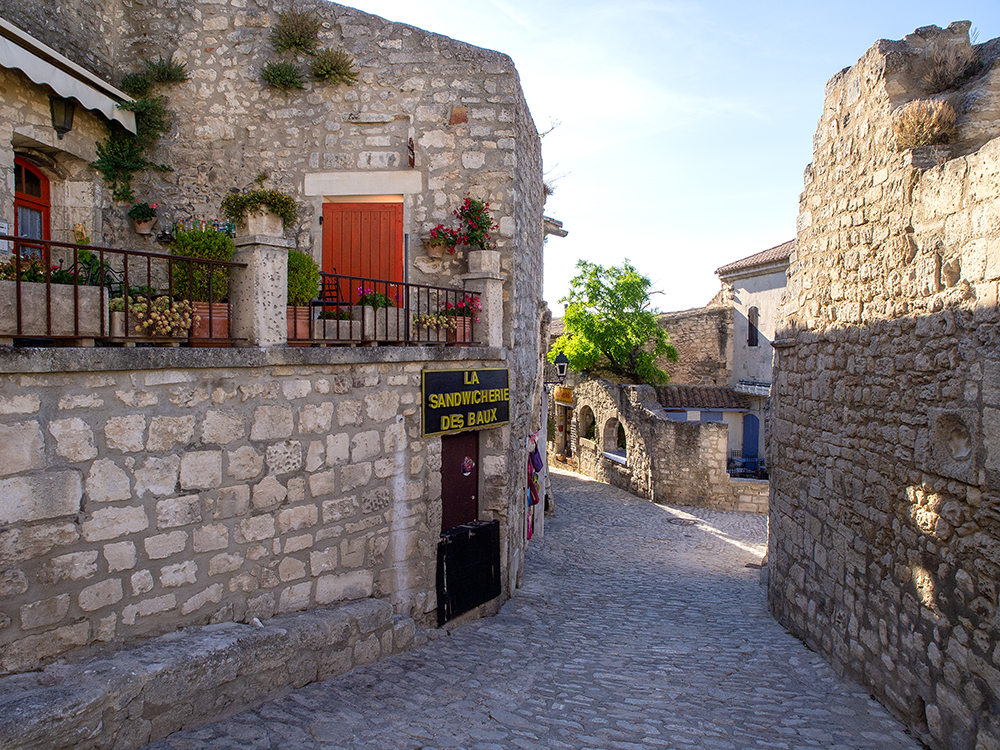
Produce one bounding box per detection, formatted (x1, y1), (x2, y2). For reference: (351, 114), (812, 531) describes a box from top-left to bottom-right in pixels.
(49, 96), (75, 140)
(553, 351), (569, 383)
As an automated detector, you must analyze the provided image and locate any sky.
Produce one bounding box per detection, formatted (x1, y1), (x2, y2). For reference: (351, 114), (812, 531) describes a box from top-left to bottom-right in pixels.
(343, 0), (1000, 313)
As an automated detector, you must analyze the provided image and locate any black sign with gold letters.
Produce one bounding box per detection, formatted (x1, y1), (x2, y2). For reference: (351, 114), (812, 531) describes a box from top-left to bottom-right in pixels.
(422, 368), (510, 436)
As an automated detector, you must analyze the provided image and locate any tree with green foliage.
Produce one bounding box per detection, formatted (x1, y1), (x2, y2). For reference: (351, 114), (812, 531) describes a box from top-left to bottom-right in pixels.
(548, 260), (677, 385)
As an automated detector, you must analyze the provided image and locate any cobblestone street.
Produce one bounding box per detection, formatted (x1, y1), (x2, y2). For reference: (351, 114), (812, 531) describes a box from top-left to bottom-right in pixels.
(143, 468), (922, 750)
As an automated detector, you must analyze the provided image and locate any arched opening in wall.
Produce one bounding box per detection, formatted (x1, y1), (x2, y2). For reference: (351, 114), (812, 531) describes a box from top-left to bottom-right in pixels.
(602, 416), (626, 465)
(579, 405), (596, 441)
(14, 156), (49, 258)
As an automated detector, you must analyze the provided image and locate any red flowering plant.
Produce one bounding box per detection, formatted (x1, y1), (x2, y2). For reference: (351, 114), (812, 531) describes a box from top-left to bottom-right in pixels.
(426, 224), (461, 253)
(441, 294), (482, 320)
(454, 197), (496, 251)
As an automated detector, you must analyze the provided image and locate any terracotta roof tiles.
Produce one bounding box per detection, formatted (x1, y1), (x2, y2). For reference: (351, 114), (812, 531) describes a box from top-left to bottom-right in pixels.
(656, 385), (752, 411)
(716, 239), (794, 277)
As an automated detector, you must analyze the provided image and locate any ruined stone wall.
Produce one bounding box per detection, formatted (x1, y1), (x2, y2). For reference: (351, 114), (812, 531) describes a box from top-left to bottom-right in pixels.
(0, 348), (509, 675)
(770, 21), (1000, 750)
(0, 0), (122, 81)
(573, 379), (768, 512)
(657, 305), (732, 386)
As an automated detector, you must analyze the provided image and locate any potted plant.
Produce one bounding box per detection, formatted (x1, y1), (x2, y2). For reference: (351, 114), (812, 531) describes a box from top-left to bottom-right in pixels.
(109, 295), (197, 345)
(170, 227), (235, 344)
(286, 249), (319, 345)
(454, 197), (497, 251)
(351, 285), (403, 342)
(312, 306), (362, 344)
(412, 294), (481, 346)
(422, 224), (460, 258)
(0, 254), (108, 340)
(221, 188), (298, 237)
(128, 202), (159, 235)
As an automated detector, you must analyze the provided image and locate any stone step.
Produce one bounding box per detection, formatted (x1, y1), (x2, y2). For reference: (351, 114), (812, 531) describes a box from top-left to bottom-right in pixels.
(0, 599), (416, 750)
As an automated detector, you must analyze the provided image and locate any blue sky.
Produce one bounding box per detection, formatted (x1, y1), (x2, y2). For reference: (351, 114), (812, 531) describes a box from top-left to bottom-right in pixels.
(343, 0), (1000, 312)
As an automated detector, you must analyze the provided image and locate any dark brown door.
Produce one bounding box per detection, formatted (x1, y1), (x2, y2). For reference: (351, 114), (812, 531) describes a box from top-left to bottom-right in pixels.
(441, 431), (479, 531)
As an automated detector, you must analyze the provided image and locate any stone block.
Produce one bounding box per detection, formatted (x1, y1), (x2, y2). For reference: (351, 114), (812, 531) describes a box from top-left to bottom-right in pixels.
(146, 416), (195, 452)
(131, 569), (154, 596)
(0, 470), (82, 525)
(134, 456), (180, 497)
(308, 470), (337, 498)
(0, 621), (89, 672)
(253, 476), (287, 510)
(365, 391), (399, 422)
(180, 451), (222, 490)
(305, 441), (325, 472)
(341, 462), (372, 492)
(300, 403), (334, 433)
(0, 420), (44, 476)
(82, 505), (148, 542)
(144, 531), (188, 559)
(326, 433), (349, 465)
(278, 557), (307, 582)
(282, 379), (312, 400)
(208, 552), (244, 576)
(351, 431), (381, 461)
(277, 504), (318, 533)
(38, 550), (99, 585)
(104, 541), (137, 573)
(216, 484), (250, 518)
(316, 571), (373, 604)
(0, 394), (39, 414)
(122, 594), (176, 626)
(156, 495), (202, 529)
(19, 594), (70, 629)
(79, 579), (124, 611)
(336, 400), (363, 427)
(104, 414), (146, 453)
(49, 418), (97, 462)
(284, 533), (313, 553)
(193, 523), (229, 552)
(202, 410), (246, 445)
(181, 583), (224, 616)
(87, 459), (132, 503)
(322, 497), (360, 529)
(0, 523), (79, 562)
(250, 406), (293, 441)
(354, 633), (381, 664)
(160, 561), (198, 588)
(227, 445), (264, 480)
(279, 581), (313, 612)
(237, 515), (275, 543)
(266, 440), (302, 475)
(362, 487), (391, 513)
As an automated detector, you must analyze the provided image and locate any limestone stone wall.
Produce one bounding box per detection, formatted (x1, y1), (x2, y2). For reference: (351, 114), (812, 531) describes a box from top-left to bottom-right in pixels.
(770, 22), (1000, 750)
(572, 379), (768, 512)
(657, 305), (732, 386)
(0, 347), (509, 675)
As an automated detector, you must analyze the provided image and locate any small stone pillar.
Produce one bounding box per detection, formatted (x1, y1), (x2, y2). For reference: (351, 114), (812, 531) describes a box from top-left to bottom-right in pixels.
(461, 249), (505, 347)
(231, 233), (294, 347)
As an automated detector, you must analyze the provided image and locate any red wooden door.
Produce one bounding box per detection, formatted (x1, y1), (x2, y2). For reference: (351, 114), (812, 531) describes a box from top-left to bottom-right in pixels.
(441, 431), (479, 531)
(322, 203), (404, 303)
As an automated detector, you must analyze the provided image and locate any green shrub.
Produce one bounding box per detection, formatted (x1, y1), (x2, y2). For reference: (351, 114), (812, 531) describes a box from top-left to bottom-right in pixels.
(271, 9), (321, 55)
(145, 55), (189, 85)
(287, 249), (320, 306)
(261, 61), (305, 91)
(892, 99), (958, 150)
(310, 48), (357, 86)
(170, 228), (235, 303)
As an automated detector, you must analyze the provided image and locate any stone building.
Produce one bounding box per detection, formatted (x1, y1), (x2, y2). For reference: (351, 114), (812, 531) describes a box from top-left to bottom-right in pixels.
(0, 1), (546, 736)
(769, 22), (1000, 750)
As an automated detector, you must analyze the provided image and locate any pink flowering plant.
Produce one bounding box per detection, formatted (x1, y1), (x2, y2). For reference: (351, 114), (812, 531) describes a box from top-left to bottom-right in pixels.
(356, 285), (396, 309)
(426, 224), (461, 253)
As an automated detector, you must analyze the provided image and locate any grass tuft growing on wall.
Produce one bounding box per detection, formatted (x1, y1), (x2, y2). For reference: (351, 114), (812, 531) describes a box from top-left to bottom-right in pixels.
(261, 61), (305, 91)
(892, 99), (958, 150)
(310, 48), (358, 86)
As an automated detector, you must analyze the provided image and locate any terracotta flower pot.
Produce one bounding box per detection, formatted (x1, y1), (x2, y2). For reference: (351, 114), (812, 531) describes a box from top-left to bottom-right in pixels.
(287, 305), (311, 346)
(132, 217), (157, 235)
(189, 301), (230, 346)
(446, 316), (472, 346)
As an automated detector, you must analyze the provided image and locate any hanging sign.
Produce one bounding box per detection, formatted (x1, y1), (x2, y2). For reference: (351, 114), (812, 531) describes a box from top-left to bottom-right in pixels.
(422, 368), (510, 436)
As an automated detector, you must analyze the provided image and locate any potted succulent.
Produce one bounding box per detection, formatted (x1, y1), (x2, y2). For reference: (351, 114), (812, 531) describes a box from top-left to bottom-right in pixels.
(286, 249), (319, 345)
(221, 188), (298, 237)
(109, 295), (197, 344)
(128, 202), (159, 235)
(170, 227), (235, 344)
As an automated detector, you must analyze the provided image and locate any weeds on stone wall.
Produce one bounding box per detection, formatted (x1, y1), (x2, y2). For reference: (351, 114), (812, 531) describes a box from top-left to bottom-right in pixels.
(262, 8), (357, 91)
(921, 41), (982, 94)
(260, 60), (306, 91)
(892, 99), (957, 150)
(92, 55), (188, 202)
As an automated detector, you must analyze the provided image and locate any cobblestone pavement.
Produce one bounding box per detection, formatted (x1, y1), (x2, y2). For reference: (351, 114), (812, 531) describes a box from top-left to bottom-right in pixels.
(144, 468), (923, 750)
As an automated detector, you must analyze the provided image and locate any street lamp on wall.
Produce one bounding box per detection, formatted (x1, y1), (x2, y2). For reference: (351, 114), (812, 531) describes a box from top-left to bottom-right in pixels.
(49, 96), (75, 140)
(545, 351), (570, 385)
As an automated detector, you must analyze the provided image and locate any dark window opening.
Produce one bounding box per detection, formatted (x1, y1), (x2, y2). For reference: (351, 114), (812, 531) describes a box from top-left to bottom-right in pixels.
(748, 306), (759, 347)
